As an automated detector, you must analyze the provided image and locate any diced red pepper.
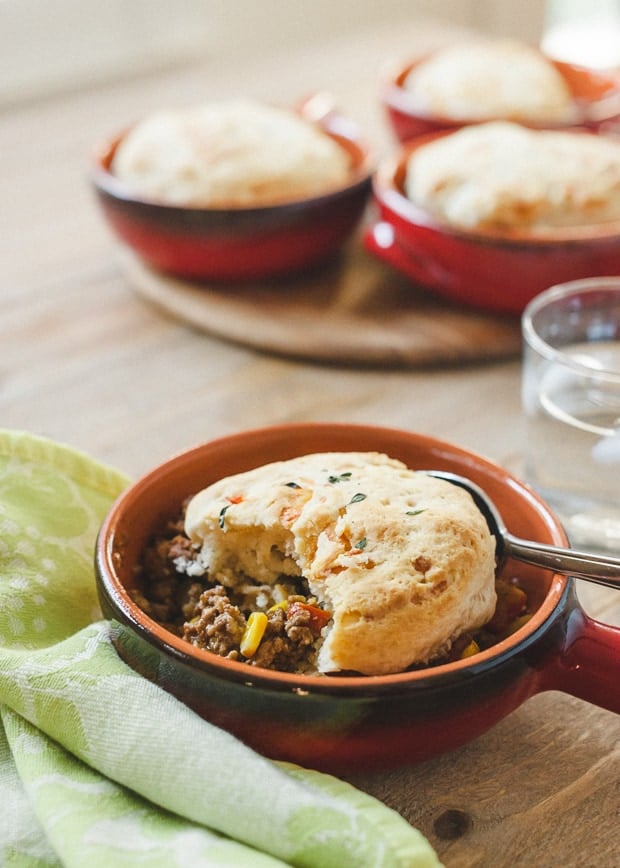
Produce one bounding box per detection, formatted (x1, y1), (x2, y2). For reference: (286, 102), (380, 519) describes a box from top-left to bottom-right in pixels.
(287, 601), (332, 633)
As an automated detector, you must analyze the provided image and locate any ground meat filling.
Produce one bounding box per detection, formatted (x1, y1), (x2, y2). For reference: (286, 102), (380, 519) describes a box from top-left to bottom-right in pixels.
(183, 586), (246, 657)
(250, 600), (320, 672)
(131, 515), (331, 673)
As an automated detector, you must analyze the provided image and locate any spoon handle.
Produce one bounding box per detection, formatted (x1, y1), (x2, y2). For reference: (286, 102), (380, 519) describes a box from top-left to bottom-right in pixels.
(506, 536), (620, 589)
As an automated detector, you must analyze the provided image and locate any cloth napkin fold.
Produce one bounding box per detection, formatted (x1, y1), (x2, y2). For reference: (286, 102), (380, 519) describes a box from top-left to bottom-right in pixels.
(0, 429), (442, 868)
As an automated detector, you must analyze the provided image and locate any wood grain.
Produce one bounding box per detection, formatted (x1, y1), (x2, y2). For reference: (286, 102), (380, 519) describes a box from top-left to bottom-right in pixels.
(126, 246), (522, 367)
(346, 693), (619, 867)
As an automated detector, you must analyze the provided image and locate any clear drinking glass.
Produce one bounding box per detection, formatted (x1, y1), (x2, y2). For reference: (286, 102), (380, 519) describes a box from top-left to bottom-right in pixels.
(541, 0), (620, 69)
(522, 278), (620, 552)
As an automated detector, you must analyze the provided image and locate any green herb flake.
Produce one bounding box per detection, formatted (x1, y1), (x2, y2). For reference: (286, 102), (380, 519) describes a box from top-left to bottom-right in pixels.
(328, 471), (352, 484)
(285, 481), (301, 489)
(405, 509), (426, 516)
(218, 505), (231, 528)
(347, 492), (367, 506)
(355, 537), (367, 550)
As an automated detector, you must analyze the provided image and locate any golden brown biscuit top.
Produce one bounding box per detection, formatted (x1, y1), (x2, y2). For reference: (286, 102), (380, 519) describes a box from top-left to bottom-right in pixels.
(112, 99), (351, 207)
(406, 121), (620, 232)
(404, 39), (575, 123)
(185, 451), (497, 675)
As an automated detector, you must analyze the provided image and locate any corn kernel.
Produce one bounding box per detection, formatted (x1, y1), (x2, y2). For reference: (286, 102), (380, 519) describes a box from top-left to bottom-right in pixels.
(240, 612), (268, 657)
(460, 639), (480, 659)
(506, 614), (532, 636)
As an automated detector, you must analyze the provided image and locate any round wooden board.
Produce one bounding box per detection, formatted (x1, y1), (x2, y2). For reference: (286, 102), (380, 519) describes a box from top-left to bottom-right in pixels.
(125, 244), (522, 367)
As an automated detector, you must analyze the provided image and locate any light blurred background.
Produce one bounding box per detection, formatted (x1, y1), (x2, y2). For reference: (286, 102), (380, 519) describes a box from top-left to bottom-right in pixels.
(1, 0), (551, 107)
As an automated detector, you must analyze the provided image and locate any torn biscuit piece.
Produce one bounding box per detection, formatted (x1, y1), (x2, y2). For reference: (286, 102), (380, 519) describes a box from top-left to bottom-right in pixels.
(184, 451), (497, 676)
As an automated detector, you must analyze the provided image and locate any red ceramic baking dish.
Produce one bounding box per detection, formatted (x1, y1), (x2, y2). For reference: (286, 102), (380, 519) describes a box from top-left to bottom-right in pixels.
(95, 423), (620, 774)
(382, 54), (620, 142)
(91, 98), (374, 282)
(364, 132), (620, 314)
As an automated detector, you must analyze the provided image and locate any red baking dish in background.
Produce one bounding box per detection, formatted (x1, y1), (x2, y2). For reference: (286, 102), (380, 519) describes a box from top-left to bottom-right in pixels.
(91, 98), (374, 282)
(381, 53), (620, 142)
(365, 132), (620, 314)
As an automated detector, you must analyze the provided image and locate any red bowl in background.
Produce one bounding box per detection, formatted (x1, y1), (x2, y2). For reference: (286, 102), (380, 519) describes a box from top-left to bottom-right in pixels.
(381, 53), (620, 142)
(364, 132), (620, 315)
(91, 97), (374, 282)
(95, 422), (620, 774)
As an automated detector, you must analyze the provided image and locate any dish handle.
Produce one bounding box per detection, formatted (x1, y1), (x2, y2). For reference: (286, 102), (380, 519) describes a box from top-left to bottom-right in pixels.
(363, 220), (449, 288)
(538, 606), (620, 713)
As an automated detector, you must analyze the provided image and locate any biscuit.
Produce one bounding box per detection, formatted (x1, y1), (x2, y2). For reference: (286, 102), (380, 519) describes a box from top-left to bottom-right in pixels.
(184, 451), (497, 675)
(405, 121), (620, 232)
(403, 39), (575, 123)
(111, 99), (351, 207)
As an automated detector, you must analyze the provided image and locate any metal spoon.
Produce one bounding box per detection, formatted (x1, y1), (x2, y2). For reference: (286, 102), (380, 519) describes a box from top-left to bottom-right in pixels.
(427, 470), (620, 591)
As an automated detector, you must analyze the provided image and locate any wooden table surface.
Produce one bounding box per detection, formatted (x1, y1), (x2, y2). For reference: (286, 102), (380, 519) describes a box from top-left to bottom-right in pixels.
(2, 18), (618, 868)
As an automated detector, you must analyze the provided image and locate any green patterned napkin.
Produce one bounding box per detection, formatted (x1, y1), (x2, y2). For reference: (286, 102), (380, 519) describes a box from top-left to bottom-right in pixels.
(0, 430), (441, 868)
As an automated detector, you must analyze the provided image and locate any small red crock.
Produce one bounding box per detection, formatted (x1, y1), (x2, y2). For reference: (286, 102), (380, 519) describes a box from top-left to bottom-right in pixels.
(95, 423), (620, 774)
(364, 133), (620, 314)
(381, 54), (620, 142)
(91, 100), (374, 282)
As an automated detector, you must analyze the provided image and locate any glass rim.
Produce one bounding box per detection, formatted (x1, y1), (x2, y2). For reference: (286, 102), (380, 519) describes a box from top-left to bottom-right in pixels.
(522, 277), (620, 378)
